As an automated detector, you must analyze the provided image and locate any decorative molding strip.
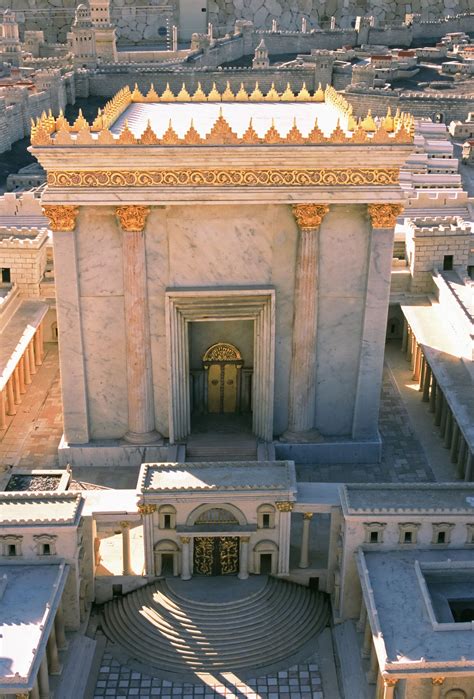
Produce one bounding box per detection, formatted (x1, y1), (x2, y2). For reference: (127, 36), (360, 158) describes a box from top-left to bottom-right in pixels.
(48, 168), (400, 189)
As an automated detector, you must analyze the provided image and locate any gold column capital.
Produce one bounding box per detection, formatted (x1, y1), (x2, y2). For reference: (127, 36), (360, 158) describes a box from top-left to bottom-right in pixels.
(240, 536), (251, 543)
(292, 204), (329, 229)
(180, 536), (191, 544)
(120, 521), (131, 528)
(367, 203), (404, 229)
(383, 676), (398, 687)
(116, 205), (150, 232)
(138, 503), (156, 516)
(431, 677), (445, 686)
(276, 501), (294, 512)
(42, 205), (79, 232)
(303, 512), (314, 520)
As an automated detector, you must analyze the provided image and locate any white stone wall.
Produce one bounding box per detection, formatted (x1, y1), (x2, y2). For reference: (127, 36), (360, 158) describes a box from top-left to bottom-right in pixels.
(0, 236), (48, 297)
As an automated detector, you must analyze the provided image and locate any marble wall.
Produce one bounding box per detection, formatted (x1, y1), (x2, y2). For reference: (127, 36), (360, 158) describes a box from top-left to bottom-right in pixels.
(71, 201), (384, 442)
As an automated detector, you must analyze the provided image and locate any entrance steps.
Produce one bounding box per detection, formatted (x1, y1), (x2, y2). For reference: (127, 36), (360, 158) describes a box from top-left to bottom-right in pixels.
(101, 576), (330, 679)
(185, 433), (258, 461)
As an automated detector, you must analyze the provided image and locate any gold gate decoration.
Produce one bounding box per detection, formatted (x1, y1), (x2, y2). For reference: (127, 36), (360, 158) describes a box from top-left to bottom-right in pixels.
(203, 342), (243, 414)
(193, 537), (214, 576)
(220, 537), (239, 575)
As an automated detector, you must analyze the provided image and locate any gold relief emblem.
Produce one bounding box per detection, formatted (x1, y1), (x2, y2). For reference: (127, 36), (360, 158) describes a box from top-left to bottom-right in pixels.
(48, 168), (399, 189)
(42, 205), (79, 232)
(116, 205), (150, 232)
(193, 537), (214, 576)
(367, 203), (404, 229)
(292, 204), (330, 229)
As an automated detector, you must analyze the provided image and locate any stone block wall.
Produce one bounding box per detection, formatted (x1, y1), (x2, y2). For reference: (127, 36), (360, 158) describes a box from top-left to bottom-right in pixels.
(3, 0), (473, 44)
(0, 230), (49, 297)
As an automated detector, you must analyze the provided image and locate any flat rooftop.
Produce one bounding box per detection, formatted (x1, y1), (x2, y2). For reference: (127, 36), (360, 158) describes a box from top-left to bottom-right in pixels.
(359, 549), (474, 673)
(139, 461), (296, 493)
(0, 492), (82, 525)
(341, 483), (474, 514)
(111, 101), (348, 139)
(0, 564), (68, 689)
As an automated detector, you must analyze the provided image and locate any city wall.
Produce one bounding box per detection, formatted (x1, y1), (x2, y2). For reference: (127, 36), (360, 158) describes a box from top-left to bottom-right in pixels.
(2, 0), (473, 44)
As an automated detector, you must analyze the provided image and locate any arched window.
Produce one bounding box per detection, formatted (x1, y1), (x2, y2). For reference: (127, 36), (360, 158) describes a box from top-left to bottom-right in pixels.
(257, 504), (276, 529)
(158, 504), (176, 530)
(195, 508), (239, 525)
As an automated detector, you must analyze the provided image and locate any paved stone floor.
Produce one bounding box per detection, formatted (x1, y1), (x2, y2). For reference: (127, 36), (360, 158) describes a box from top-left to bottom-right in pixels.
(94, 650), (323, 699)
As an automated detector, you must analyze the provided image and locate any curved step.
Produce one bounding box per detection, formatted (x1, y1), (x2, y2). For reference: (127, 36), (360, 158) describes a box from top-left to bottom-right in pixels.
(101, 577), (329, 679)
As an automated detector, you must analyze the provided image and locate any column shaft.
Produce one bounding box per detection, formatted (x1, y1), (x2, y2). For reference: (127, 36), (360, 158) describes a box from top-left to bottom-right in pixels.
(6, 379), (16, 415)
(122, 227), (160, 442)
(121, 523), (132, 575)
(422, 365), (431, 402)
(180, 538), (191, 580)
(34, 327), (43, 366)
(401, 319), (408, 352)
(38, 654), (50, 699)
(429, 375), (436, 413)
(13, 367), (21, 404)
(277, 507), (292, 575)
(46, 626), (61, 674)
(444, 411), (453, 448)
(464, 451), (473, 482)
(435, 389), (443, 426)
(19, 357), (26, 394)
(24, 347), (32, 385)
(54, 604), (67, 650)
(299, 513), (312, 568)
(456, 437), (467, 479)
(287, 225), (320, 432)
(362, 618), (372, 657)
(238, 537), (250, 580)
(29, 342), (37, 375)
(30, 678), (40, 699)
(0, 390), (6, 430)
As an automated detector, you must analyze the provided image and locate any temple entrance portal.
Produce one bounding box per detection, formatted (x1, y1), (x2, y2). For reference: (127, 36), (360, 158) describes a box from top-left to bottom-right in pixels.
(203, 342), (243, 414)
(193, 537), (240, 576)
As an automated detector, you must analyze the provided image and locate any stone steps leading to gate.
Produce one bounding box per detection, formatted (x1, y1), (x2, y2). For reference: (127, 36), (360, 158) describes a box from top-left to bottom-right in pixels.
(101, 576), (329, 678)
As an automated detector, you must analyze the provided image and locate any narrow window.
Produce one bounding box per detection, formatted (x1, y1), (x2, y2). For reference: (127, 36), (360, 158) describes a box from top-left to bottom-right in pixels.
(370, 531), (379, 544)
(42, 543), (51, 555)
(262, 513), (270, 529)
(437, 531), (446, 544)
(404, 531), (412, 544)
(7, 544), (16, 556)
(443, 255), (453, 271)
(163, 514), (171, 529)
(1, 268), (11, 283)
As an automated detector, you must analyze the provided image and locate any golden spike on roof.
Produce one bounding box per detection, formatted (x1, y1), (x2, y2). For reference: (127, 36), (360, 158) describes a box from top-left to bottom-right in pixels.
(207, 82), (221, 101)
(249, 82), (264, 101)
(91, 110), (104, 133)
(221, 81), (235, 101)
(160, 83), (175, 101)
(183, 119), (203, 144)
(265, 83), (280, 101)
(235, 83), (249, 101)
(176, 83), (191, 101)
(144, 84), (159, 102)
(313, 83), (324, 102)
(139, 120), (159, 145)
(393, 124), (413, 143)
(240, 117), (260, 144)
(206, 112), (238, 144)
(161, 119), (180, 145)
(296, 82), (311, 101)
(30, 125), (52, 146)
(361, 109), (376, 132)
(329, 119), (348, 143)
(192, 82), (207, 101)
(76, 127), (94, 145)
(383, 107), (394, 132)
(72, 109), (90, 132)
(118, 120), (137, 144)
(97, 128), (115, 144)
(306, 117), (326, 143)
(131, 84), (145, 102)
(54, 127), (74, 145)
(285, 117), (304, 143)
(350, 122), (369, 143)
(280, 83), (295, 101)
(263, 118), (282, 143)
(372, 122), (390, 143)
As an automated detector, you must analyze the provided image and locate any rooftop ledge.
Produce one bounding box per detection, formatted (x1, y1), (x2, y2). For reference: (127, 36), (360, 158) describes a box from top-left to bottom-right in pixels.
(29, 83), (414, 149)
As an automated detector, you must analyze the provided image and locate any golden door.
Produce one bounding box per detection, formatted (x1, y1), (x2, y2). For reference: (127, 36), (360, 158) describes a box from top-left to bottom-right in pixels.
(207, 363), (238, 413)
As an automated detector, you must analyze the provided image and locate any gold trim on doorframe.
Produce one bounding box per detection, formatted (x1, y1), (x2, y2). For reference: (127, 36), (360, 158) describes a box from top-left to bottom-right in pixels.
(47, 168), (400, 188)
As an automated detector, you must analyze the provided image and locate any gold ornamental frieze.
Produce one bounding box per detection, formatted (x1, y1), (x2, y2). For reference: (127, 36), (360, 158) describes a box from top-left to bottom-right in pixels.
(47, 168), (399, 189)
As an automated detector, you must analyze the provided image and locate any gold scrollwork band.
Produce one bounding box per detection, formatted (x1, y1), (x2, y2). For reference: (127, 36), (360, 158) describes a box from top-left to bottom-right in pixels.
(47, 168), (399, 189)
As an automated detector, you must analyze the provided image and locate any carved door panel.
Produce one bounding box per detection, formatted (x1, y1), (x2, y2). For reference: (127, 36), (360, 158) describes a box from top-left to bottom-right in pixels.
(193, 537), (239, 576)
(206, 363), (238, 413)
(207, 364), (221, 413)
(223, 364), (237, 413)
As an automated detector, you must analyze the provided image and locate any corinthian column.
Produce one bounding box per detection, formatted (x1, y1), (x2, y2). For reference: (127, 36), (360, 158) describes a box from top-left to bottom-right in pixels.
(286, 204), (329, 436)
(116, 206), (162, 444)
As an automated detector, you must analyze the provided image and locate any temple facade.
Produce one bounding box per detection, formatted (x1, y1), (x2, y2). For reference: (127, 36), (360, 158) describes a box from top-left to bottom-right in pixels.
(32, 83), (414, 467)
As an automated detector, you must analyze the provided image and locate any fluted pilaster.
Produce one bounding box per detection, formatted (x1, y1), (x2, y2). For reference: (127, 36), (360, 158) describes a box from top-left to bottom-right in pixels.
(286, 204), (329, 435)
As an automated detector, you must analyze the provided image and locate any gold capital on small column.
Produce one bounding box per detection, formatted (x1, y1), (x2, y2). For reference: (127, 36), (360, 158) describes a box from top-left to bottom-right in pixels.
(240, 536), (251, 543)
(116, 205), (150, 232)
(180, 536), (191, 544)
(276, 501), (294, 512)
(292, 204), (329, 229)
(138, 504), (156, 516)
(367, 203), (404, 229)
(303, 512), (314, 520)
(431, 678), (445, 686)
(120, 521), (131, 528)
(42, 205), (79, 232)
(383, 677), (398, 687)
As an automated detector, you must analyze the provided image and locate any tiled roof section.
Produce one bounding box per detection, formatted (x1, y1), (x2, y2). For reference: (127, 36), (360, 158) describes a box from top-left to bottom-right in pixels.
(0, 492), (82, 525)
(140, 462), (294, 493)
(341, 483), (474, 515)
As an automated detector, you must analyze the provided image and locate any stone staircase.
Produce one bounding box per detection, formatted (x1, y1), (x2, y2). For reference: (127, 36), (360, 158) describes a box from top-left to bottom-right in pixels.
(185, 433), (258, 461)
(101, 577), (330, 679)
